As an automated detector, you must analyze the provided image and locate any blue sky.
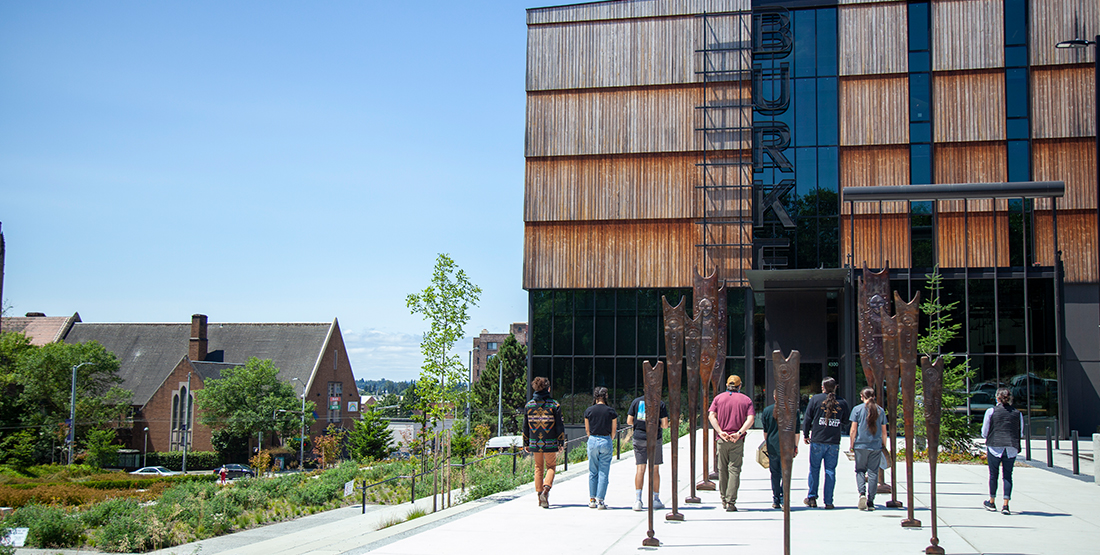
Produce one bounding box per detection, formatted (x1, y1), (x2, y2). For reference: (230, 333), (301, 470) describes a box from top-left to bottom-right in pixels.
(1, 1), (540, 381)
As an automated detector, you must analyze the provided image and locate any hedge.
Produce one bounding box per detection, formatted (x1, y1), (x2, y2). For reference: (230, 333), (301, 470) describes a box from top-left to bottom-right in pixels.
(143, 451), (220, 471)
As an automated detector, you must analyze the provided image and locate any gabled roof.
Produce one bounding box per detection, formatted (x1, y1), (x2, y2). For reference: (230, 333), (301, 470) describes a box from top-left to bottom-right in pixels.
(1, 313), (81, 346)
(63, 321), (335, 406)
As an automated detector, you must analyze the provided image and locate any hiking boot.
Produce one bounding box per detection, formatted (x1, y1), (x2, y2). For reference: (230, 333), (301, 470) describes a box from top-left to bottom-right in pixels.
(983, 500), (996, 511)
(804, 497), (817, 508)
(540, 486), (550, 508)
(858, 495), (868, 510)
(537, 490), (546, 507)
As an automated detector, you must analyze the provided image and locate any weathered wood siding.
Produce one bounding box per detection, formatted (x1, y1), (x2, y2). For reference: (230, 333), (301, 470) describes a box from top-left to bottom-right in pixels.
(527, 14), (749, 90)
(526, 84), (750, 156)
(1029, 0), (1098, 66)
(1034, 210), (1098, 283)
(1032, 138), (1097, 211)
(934, 71), (1006, 142)
(1031, 66), (1097, 139)
(524, 221), (700, 288)
(527, 0), (749, 25)
(840, 145), (910, 215)
(936, 211), (1011, 267)
(934, 142), (1009, 213)
(841, 214), (910, 269)
(932, 0), (1005, 71)
(839, 76), (910, 145)
(839, 2), (908, 76)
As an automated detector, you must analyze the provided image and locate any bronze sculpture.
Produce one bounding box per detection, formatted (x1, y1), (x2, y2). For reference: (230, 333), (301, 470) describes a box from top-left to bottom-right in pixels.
(922, 355), (945, 554)
(695, 267), (718, 491)
(896, 291), (921, 527)
(774, 349), (800, 555)
(662, 297), (686, 521)
(708, 285), (728, 479)
(857, 264), (893, 498)
(642, 360), (665, 547)
(684, 308), (702, 504)
(881, 300), (902, 508)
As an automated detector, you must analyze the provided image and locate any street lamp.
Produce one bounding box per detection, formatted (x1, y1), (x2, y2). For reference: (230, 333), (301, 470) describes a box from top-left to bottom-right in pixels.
(68, 362), (93, 465)
(292, 377), (306, 471)
(143, 427), (149, 467)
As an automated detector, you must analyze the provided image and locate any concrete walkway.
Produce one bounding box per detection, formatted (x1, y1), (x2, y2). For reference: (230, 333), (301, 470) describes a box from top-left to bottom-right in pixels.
(15, 433), (1100, 555)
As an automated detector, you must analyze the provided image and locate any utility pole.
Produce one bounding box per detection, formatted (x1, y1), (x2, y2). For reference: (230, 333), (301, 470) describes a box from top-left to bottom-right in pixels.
(182, 371), (191, 473)
(68, 362), (92, 465)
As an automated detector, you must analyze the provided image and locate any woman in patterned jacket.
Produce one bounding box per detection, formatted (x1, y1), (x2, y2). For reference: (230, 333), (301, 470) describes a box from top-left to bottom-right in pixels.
(523, 376), (565, 508)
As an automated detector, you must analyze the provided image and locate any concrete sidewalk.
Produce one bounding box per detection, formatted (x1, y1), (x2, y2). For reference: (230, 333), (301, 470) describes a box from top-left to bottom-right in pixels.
(16, 433), (1100, 555)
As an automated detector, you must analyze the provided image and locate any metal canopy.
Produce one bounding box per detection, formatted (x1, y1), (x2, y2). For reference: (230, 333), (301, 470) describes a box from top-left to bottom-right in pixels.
(842, 181), (1065, 202)
(744, 268), (849, 291)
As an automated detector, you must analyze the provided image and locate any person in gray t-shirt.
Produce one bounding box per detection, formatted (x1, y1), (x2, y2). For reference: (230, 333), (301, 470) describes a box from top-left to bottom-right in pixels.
(848, 386), (888, 511)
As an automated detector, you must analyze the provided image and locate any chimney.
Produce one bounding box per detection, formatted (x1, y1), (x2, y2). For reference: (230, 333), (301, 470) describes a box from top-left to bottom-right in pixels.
(189, 314), (208, 361)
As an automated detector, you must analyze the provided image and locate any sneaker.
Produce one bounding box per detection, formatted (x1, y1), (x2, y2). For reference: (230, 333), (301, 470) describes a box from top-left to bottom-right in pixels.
(983, 500), (997, 511)
(804, 497), (817, 508)
(726, 504), (737, 512)
(653, 498), (665, 510)
(858, 495), (868, 510)
(597, 500), (607, 510)
(1002, 504), (1010, 515)
(867, 502), (875, 512)
(633, 500), (644, 511)
(589, 499), (598, 509)
(824, 503), (835, 510)
(772, 502), (781, 509)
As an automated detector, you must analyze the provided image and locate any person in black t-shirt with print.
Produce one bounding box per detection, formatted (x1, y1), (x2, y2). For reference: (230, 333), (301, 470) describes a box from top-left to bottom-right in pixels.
(583, 387), (617, 510)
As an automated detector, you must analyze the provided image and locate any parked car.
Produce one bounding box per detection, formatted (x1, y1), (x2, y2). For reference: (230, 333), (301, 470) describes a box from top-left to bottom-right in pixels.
(213, 464), (256, 479)
(130, 466), (180, 477)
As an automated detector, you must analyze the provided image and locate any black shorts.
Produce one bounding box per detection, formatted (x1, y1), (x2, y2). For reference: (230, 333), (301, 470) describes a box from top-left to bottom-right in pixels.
(633, 439), (663, 465)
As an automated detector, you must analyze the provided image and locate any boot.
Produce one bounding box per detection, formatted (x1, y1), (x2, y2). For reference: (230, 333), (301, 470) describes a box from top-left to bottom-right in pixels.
(540, 485), (551, 508)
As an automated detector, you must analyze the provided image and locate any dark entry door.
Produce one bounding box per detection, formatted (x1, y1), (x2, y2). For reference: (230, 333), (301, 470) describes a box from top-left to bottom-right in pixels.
(763, 290), (828, 405)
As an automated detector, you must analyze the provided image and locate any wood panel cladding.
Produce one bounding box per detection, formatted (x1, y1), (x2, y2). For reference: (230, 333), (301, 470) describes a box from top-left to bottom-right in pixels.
(934, 71), (1006, 143)
(527, 14), (749, 91)
(841, 214), (910, 269)
(1032, 138), (1097, 211)
(839, 2), (908, 76)
(932, 0), (1005, 71)
(523, 220), (701, 289)
(1031, 66), (1097, 140)
(840, 145), (910, 215)
(936, 212), (1011, 268)
(1034, 210), (1098, 283)
(934, 142), (1009, 213)
(839, 76), (910, 146)
(1029, 0), (1098, 67)
(527, 0), (748, 25)
(526, 84), (750, 156)
(524, 152), (745, 222)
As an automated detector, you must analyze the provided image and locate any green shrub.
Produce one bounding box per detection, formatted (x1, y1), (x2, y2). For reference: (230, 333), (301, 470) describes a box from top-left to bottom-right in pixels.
(80, 497), (141, 528)
(93, 510), (174, 553)
(144, 451), (220, 470)
(5, 504), (83, 548)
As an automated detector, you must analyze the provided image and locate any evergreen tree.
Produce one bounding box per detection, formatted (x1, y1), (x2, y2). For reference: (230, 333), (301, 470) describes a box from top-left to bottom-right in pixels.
(347, 408), (395, 461)
(470, 335), (527, 435)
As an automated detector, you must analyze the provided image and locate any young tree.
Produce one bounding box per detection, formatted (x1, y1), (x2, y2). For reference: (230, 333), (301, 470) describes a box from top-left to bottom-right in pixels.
(917, 267), (976, 454)
(83, 428), (119, 469)
(312, 424), (347, 468)
(347, 408), (395, 461)
(470, 335), (527, 435)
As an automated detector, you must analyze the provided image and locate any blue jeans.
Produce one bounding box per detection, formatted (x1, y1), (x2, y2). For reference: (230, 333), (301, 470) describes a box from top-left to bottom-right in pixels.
(807, 442), (839, 505)
(588, 436), (613, 500)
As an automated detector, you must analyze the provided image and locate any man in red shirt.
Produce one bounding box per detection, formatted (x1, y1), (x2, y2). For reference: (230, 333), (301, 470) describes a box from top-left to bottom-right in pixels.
(708, 375), (755, 511)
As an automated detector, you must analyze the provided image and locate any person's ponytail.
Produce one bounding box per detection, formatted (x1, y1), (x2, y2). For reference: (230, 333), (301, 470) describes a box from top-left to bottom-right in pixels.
(860, 386), (879, 435)
(822, 377), (838, 417)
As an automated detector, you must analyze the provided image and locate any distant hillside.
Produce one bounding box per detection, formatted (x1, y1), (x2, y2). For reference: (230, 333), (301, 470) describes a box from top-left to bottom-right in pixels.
(356, 378), (415, 395)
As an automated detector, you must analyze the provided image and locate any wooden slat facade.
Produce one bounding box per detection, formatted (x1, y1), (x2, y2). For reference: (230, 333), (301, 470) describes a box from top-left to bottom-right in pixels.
(1032, 138), (1098, 211)
(840, 145), (910, 214)
(526, 84), (750, 157)
(932, 0), (1005, 71)
(841, 214), (910, 269)
(936, 211), (1011, 267)
(933, 71), (1006, 143)
(524, 221), (700, 288)
(934, 142), (1009, 213)
(527, 14), (750, 91)
(1029, 0), (1098, 67)
(838, 1), (908, 76)
(839, 76), (910, 145)
(527, 0), (748, 25)
(1031, 66), (1097, 140)
(1034, 210), (1099, 283)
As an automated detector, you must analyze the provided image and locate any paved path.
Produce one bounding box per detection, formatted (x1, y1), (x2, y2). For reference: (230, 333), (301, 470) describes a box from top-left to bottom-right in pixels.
(16, 433), (1100, 555)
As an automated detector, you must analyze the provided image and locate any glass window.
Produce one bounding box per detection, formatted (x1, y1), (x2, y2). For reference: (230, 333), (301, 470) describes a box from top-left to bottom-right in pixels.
(908, 51), (930, 73)
(553, 358), (575, 423)
(907, 1), (929, 52)
(1007, 118), (1029, 140)
(594, 358), (614, 389)
(911, 202), (934, 268)
(1028, 279), (1057, 354)
(1008, 140), (1030, 182)
(1030, 355), (1059, 429)
(816, 78), (838, 145)
(794, 78), (817, 147)
(817, 187), (839, 217)
(1006, 68), (1028, 119)
(1005, 45), (1027, 68)
(815, 8), (837, 77)
(728, 291), (746, 356)
(997, 279), (1026, 354)
(575, 312), (594, 356)
(795, 147), (818, 197)
(532, 357), (551, 380)
(941, 279), (967, 353)
(909, 73), (930, 122)
(796, 216), (819, 269)
(554, 311), (573, 355)
(616, 358), (638, 404)
(1008, 199), (1026, 267)
(574, 357), (593, 409)
(910, 144), (932, 184)
(910, 121), (932, 143)
(968, 280), (997, 354)
(638, 312), (659, 356)
(1004, 0), (1027, 46)
(793, 9), (816, 78)
(531, 291), (553, 356)
(595, 314), (615, 355)
(617, 314), (636, 355)
(817, 146), (838, 192)
(554, 290), (572, 315)
(820, 216), (840, 267)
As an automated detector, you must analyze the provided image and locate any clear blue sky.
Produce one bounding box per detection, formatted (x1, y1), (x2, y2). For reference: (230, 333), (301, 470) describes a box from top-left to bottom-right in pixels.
(1, 1), (539, 382)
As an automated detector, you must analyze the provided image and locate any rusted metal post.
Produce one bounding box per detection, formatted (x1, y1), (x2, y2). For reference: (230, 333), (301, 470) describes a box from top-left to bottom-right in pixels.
(663, 296), (686, 521)
(774, 349), (800, 555)
(642, 361), (665, 547)
(922, 356), (945, 555)
(897, 292), (922, 526)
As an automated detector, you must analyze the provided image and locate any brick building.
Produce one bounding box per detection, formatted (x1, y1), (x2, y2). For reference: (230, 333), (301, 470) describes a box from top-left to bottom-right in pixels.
(471, 323), (528, 383)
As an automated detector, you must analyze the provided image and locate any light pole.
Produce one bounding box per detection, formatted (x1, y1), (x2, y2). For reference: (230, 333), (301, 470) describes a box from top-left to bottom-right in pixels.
(181, 371), (191, 473)
(496, 354), (503, 437)
(68, 361), (92, 465)
(1056, 36), (1099, 431)
(292, 377), (306, 471)
(466, 350), (472, 434)
(143, 427), (149, 467)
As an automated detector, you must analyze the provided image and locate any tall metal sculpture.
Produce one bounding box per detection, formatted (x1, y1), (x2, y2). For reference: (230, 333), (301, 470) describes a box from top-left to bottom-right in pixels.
(642, 360), (665, 547)
(684, 309), (702, 504)
(708, 285), (728, 479)
(857, 264), (893, 498)
(896, 291), (922, 527)
(881, 300), (902, 508)
(922, 355), (946, 555)
(694, 267), (718, 491)
(662, 297), (686, 521)
(773, 350), (800, 555)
